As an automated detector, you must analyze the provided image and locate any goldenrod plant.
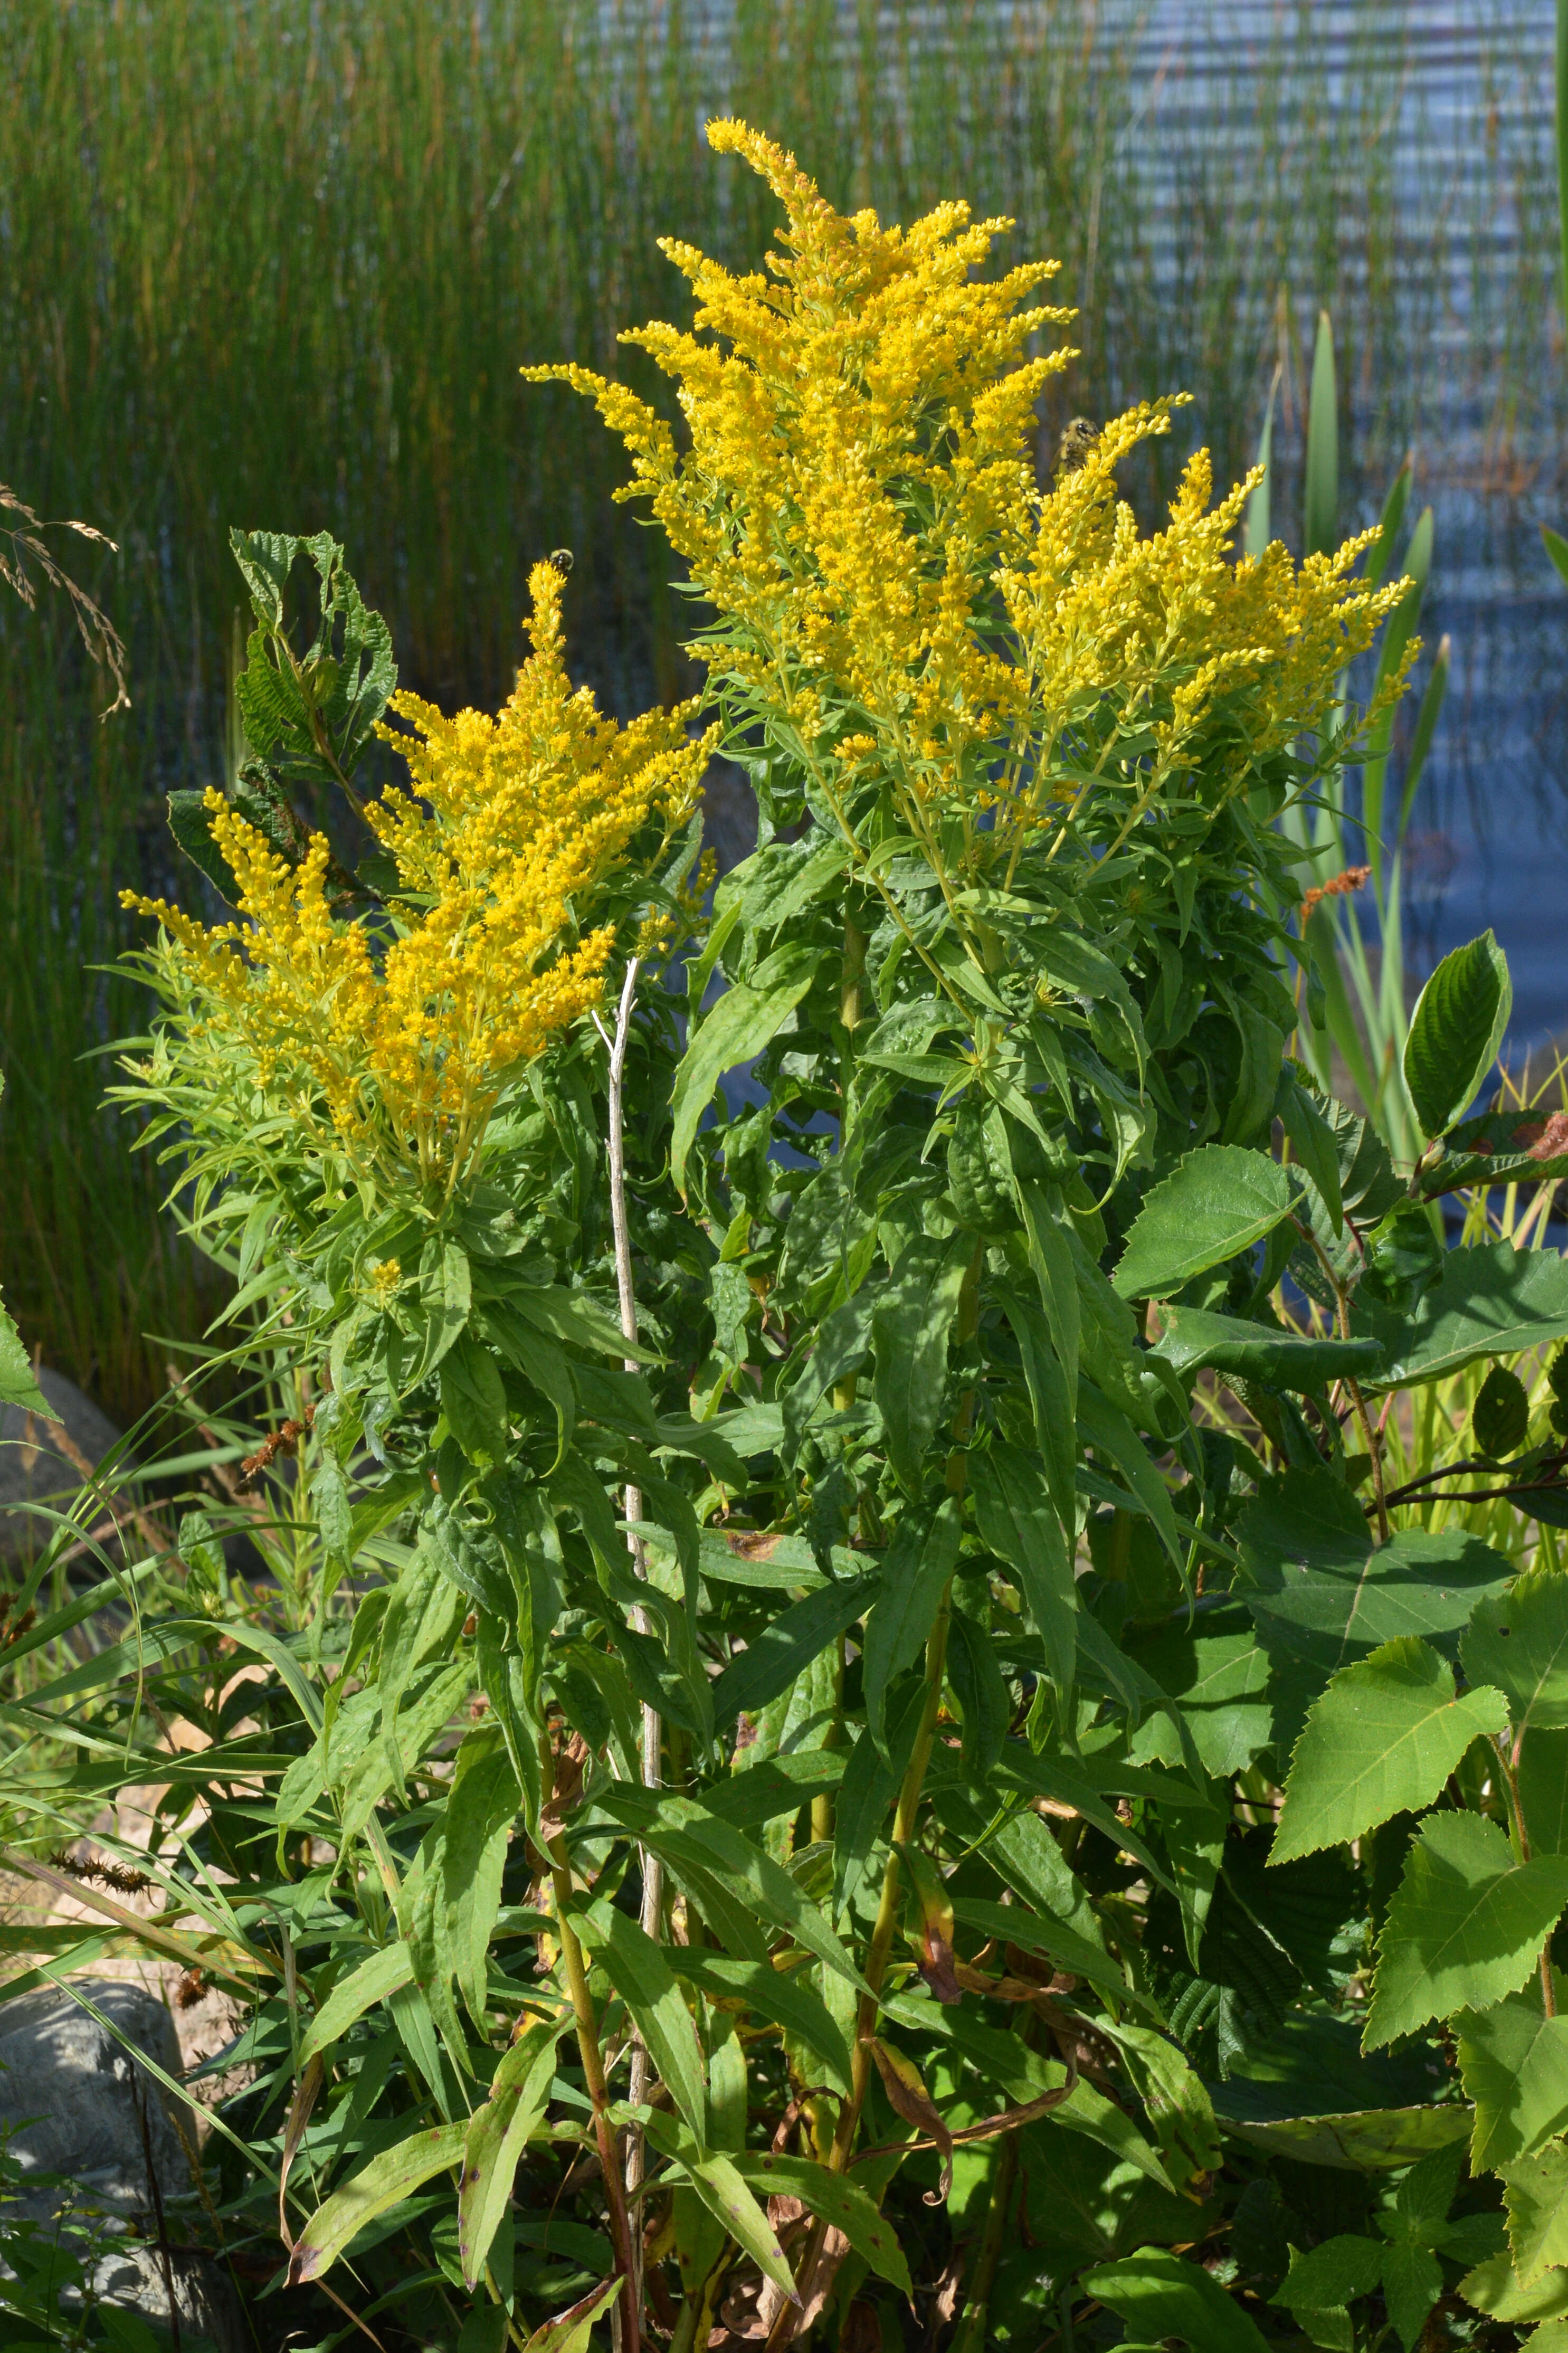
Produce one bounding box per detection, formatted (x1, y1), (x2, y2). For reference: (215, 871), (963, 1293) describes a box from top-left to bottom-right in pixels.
(11, 124), (1568, 2353)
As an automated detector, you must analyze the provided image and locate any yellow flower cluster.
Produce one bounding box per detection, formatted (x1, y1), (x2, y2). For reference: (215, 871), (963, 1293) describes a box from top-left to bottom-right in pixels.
(526, 121), (1407, 894)
(124, 563), (714, 1188)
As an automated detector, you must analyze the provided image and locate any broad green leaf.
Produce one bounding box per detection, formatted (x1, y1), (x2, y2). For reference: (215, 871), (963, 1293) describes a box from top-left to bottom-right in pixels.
(0, 1302), (54, 1416)
(862, 1494), (961, 1756)
(1279, 1071), (1344, 1232)
(1506, 2141), (1568, 2287)
(1126, 1615), (1275, 1780)
(672, 1952), (852, 2095)
(1357, 1241), (1568, 1392)
(518, 2279), (622, 2353)
(286, 2121), (467, 2283)
(871, 1231), (974, 1491)
(458, 2015), (568, 2287)
(670, 946), (817, 1195)
(1474, 1364), (1532, 1461)
(1522, 1731), (1568, 1857)
(572, 1896), (708, 2148)
(1271, 1637), (1507, 1862)
(1459, 2249), (1568, 2324)
(1086, 2249), (1272, 2352)
(1153, 1304), (1382, 1392)
(1365, 1812), (1568, 2049)
(1111, 1146), (1298, 1301)
(300, 1941), (414, 2062)
(968, 1441), (1076, 1687)
(709, 1570), (878, 1725)
(1464, 1571), (1568, 1738)
(439, 1333), (511, 1469)
(1381, 2241), (1445, 2352)
(1271, 2234), (1384, 2315)
(1403, 932), (1512, 1140)
(411, 1235), (472, 1388)
(732, 2151), (911, 2292)
(1458, 1994), (1568, 2171)
(507, 1282), (658, 1363)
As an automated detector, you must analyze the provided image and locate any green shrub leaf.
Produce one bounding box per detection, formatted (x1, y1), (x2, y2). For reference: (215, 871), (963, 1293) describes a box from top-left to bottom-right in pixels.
(1365, 1813), (1568, 2048)
(1111, 1146), (1299, 1301)
(287, 2121), (468, 2284)
(1403, 931), (1512, 1139)
(1464, 1570), (1568, 1738)
(1458, 1994), (1568, 2171)
(670, 947), (817, 1197)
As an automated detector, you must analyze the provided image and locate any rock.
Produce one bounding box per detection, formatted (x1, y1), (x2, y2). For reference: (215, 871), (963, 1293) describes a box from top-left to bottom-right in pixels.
(0, 1978), (186, 2219)
(87, 2241), (249, 2353)
(0, 1365), (125, 1560)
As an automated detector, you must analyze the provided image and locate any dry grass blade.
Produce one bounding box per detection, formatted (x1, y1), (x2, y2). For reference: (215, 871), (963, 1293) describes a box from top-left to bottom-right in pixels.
(0, 483), (129, 717)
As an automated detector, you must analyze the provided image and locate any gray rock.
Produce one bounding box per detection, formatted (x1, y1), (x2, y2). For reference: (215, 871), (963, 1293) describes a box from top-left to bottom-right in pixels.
(0, 1979), (186, 2218)
(0, 1365), (125, 1560)
(87, 2241), (249, 2353)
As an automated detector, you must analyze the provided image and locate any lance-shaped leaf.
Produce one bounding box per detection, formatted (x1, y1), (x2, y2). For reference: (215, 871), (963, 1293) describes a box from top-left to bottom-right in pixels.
(286, 2121), (468, 2283)
(671, 945), (818, 1196)
(1111, 1146), (1299, 1301)
(1086, 2250), (1272, 2352)
(1153, 1304), (1382, 1392)
(710, 1571), (879, 1726)
(571, 1897), (708, 2149)
(1365, 1812), (1568, 2049)
(897, 1840), (962, 2005)
(1464, 1571), (1568, 1739)
(517, 2279), (622, 2353)
(862, 1493), (961, 1757)
(868, 2037), (954, 2201)
(672, 1952), (852, 2095)
(872, 1231), (974, 1491)
(458, 2014), (569, 2286)
(1271, 1637), (1507, 1863)
(1458, 1994), (1568, 2172)
(640, 2108), (795, 2295)
(733, 2151), (913, 2293)
(300, 1941), (415, 2063)
(945, 1601), (1010, 1780)
(968, 1442), (1076, 1688)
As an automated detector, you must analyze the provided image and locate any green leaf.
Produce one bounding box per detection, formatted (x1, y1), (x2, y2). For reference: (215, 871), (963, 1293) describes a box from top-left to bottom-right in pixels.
(1459, 1994), (1568, 2171)
(1003, 1288), (1078, 1535)
(1474, 1365), (1532, 1462)
(709, 1571), (878, 1727)
(1153, 1304), (1382, 1392)
(948, 1896), (1133, 2005)
(1085, 2249), (1272, 2352)
(1111, 1146), (1298, 1301)
(1403, 932), (1512, 1140)
(573, 1897), (708, 2149)
(670, 947), (818, 1196)
(1076, 1384), (1184, 1569)
(1304, 309), (1338, 559)
(517, 2279), (622, 2353)
(0, 1302), (53, 1417)
(1545, 525), (1568, 589)
(732, 2152), (912, 2292)
(968, 1441), (1076, 1688)
(1459, 2248), (1568, 2324)
(1126, 1615), (1275, 1780)
(1280, 1071), (1345, 1230)
(672, 1953), (852, 2095)
(1271, 2234), (1384, 2315)
(286, 2121), (468, 2283)
(165, 789), (240, 901)
(640, 2110), (794, 2294)
(1365, 1811), (1568, 2049)
(458, 2015), (567, 2287)
(872, 1231), (974, 1491)
(439, 1333), (510, 1469)
(411, 1235), (472, 1388)
(946, 1599), (1011, 1777)
(1464, 1571), (1568, 1738)
(1506, 2140), (1568, 2286)
(300, 1942), (415, 2063)
(862, 1494), (961, 1756)
(1357, 1241), (1568, 1391)
(1381, 2241), (1445, 2352)
(1271, 1637), (1507, 1863)
(443, 1736), (521, 2024)
(1522, 1731), (1568, 1857)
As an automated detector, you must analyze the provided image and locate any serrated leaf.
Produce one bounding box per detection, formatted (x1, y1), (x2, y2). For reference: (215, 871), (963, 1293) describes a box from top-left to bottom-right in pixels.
(1153, 1304), (1382, 1391)
(1271, 2233), (1384, 2314)
(1111, 1146), (1299, 1300)
(410, 1235), (472, 1388)
(1404, 931), (1512, 1138)
(1271, 1637), (1507, 1863)
(1356, 1241), (1568, 1392)
(871, 1231), (974, 1491)
(1279, 1071), (1345, 1232)
(1381, 2241), (1445, 2351)
(1464, 1570), (1568, 1739)
(1459, 2250), (1568, 2324)
(1365, 1812), (1568, 2049)
(286, 2121), (467, 2283)
(1506, 2140), (1568, 2286)
(0, 1300), (53, 1416)
(968, 1441), (1076, 1688)
(670, 947), (817, 1195)
(165, 789), (240, 900)
(1459, 1994), (1568, 2171)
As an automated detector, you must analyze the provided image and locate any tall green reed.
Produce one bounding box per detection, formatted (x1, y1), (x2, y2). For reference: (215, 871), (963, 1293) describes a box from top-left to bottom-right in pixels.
(0, 0), (1556, 1419)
